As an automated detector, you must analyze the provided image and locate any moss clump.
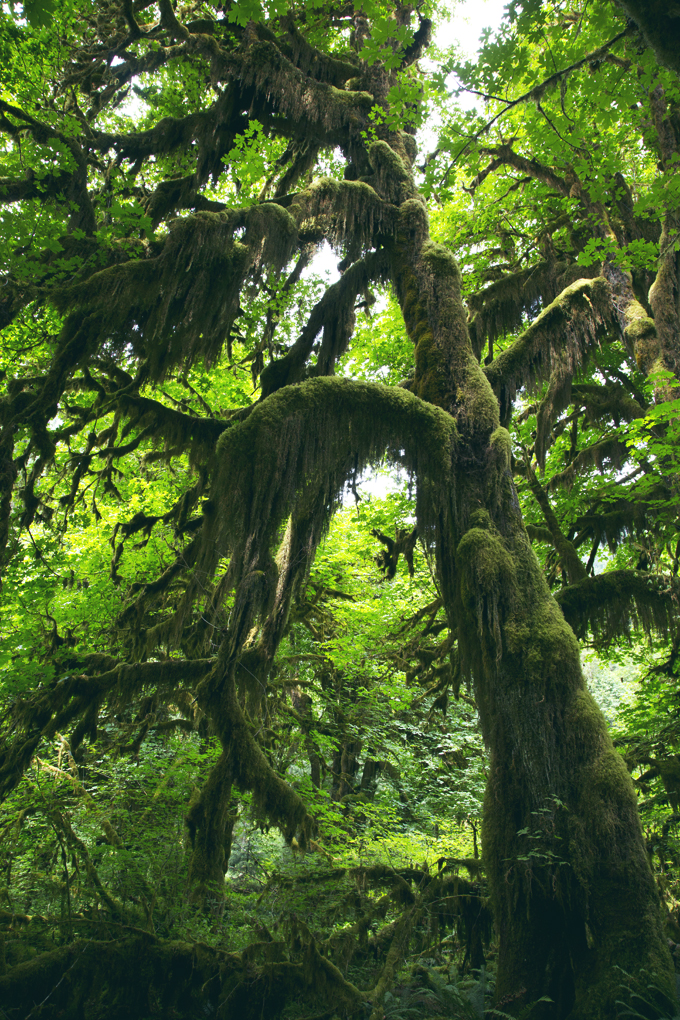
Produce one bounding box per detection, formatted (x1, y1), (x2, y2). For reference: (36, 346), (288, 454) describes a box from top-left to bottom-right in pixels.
(623, 298), (660, 373)
(457, 525), (516, 667)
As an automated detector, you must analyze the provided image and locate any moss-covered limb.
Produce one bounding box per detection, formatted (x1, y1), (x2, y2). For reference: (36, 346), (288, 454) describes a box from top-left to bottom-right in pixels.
(275, 18), (361, 87)
(322, 890), (393, 968)
(570, 381), (646, 426)
(468, 259), (567, 359)
(186, 750), (235, 894)
(0, 659), (214, 802)
(300, 936), (366, 1009)
(555, 569), (679, 646)
(570, 480), (673, 551)
(195, 373), (454, 681)
(90, 95), (243, 164)
(219, 38), (374, 149)
(114, 394), (227, 465)
(471, 144), (572, 199)
(46, 204), (297, 386)
(288, 177), (397, 250)
(525, 464), (587, 584)
(67, 37), (191, 119)
(546, 436), (631, 491)
(189, 664), (314, 888)
(391, 200), (500, 452)
(260, 249), (390, 397)
(272, 142), (321, 200)
(484, 276), (613, 426)
(0, 934), (253, 1020)
(207, 376), (456, 601)
(526, 523), (555, 544)
(115, 533), (200, 645)
(612, 0), (680, 76)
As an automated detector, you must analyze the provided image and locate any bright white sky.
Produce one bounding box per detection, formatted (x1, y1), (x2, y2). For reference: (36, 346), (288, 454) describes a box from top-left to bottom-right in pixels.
(439, 0), (509, 57)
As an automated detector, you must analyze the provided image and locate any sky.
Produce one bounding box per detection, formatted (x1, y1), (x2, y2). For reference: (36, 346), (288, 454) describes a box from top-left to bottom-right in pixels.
(439, 0), (509, 58)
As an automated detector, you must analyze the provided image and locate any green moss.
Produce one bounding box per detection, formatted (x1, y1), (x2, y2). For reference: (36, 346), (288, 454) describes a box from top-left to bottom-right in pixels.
(367, 139), (413, 204)
(555, 569), (676, 645)
(457, 355), (501, 441)
(489, 427), (512, 470)
(484, 276), (613, 425)
(290, 177), (396, 250)
(457, 526), (516, 667)
(421, 241), (461, 285)
(623, 298), (660, 373)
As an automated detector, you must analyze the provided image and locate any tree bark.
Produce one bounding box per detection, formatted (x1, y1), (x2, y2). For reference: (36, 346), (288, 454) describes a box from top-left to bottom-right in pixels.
(380, 127), (675, 1017)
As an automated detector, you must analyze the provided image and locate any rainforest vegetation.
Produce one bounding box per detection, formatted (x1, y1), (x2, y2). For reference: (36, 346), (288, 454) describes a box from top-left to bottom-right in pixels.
(0, 0), (679, 1017)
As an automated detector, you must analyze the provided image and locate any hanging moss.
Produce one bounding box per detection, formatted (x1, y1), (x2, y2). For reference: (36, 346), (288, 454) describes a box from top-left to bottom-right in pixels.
(468, 259), (563, 358)
(260, 249), (391, 397)
(278, 19), (360, 87)
(288, 177), (397, 251)
(0, 659), (213, 802)
(571, 481), (672, 551)
(571, 381), (645, 427)
(555, 569), (678, 646)
(227, 38), (373, 146)
(547, 435), (630, 491)
(52, 205), (297, 382)
(484, 277), (613, 426)
(205, 377), (457, 606)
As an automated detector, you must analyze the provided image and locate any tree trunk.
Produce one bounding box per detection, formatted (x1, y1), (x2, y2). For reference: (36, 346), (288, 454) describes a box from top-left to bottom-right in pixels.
(381, 133), (675, 1017)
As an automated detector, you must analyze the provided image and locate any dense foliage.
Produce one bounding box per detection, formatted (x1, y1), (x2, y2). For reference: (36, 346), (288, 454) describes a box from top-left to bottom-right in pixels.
(0, 1), (679, 1018)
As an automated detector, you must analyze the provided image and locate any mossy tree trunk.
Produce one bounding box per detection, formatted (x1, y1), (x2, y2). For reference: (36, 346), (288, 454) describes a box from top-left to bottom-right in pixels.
(378, 129), (674, 1018)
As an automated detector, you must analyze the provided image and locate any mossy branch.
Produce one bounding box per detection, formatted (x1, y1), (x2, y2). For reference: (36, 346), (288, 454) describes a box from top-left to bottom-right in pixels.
(484, 276), (613, 425)
(0, 659), (213, 802)
(555, 569), (679, 646)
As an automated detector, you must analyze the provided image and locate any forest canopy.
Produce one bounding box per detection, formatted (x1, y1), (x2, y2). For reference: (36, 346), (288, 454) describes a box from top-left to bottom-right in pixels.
(0, 1), (679, 1018)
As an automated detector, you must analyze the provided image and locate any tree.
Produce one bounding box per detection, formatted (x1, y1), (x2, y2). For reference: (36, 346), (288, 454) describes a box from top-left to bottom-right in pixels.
(0, 1), (678, 1017)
